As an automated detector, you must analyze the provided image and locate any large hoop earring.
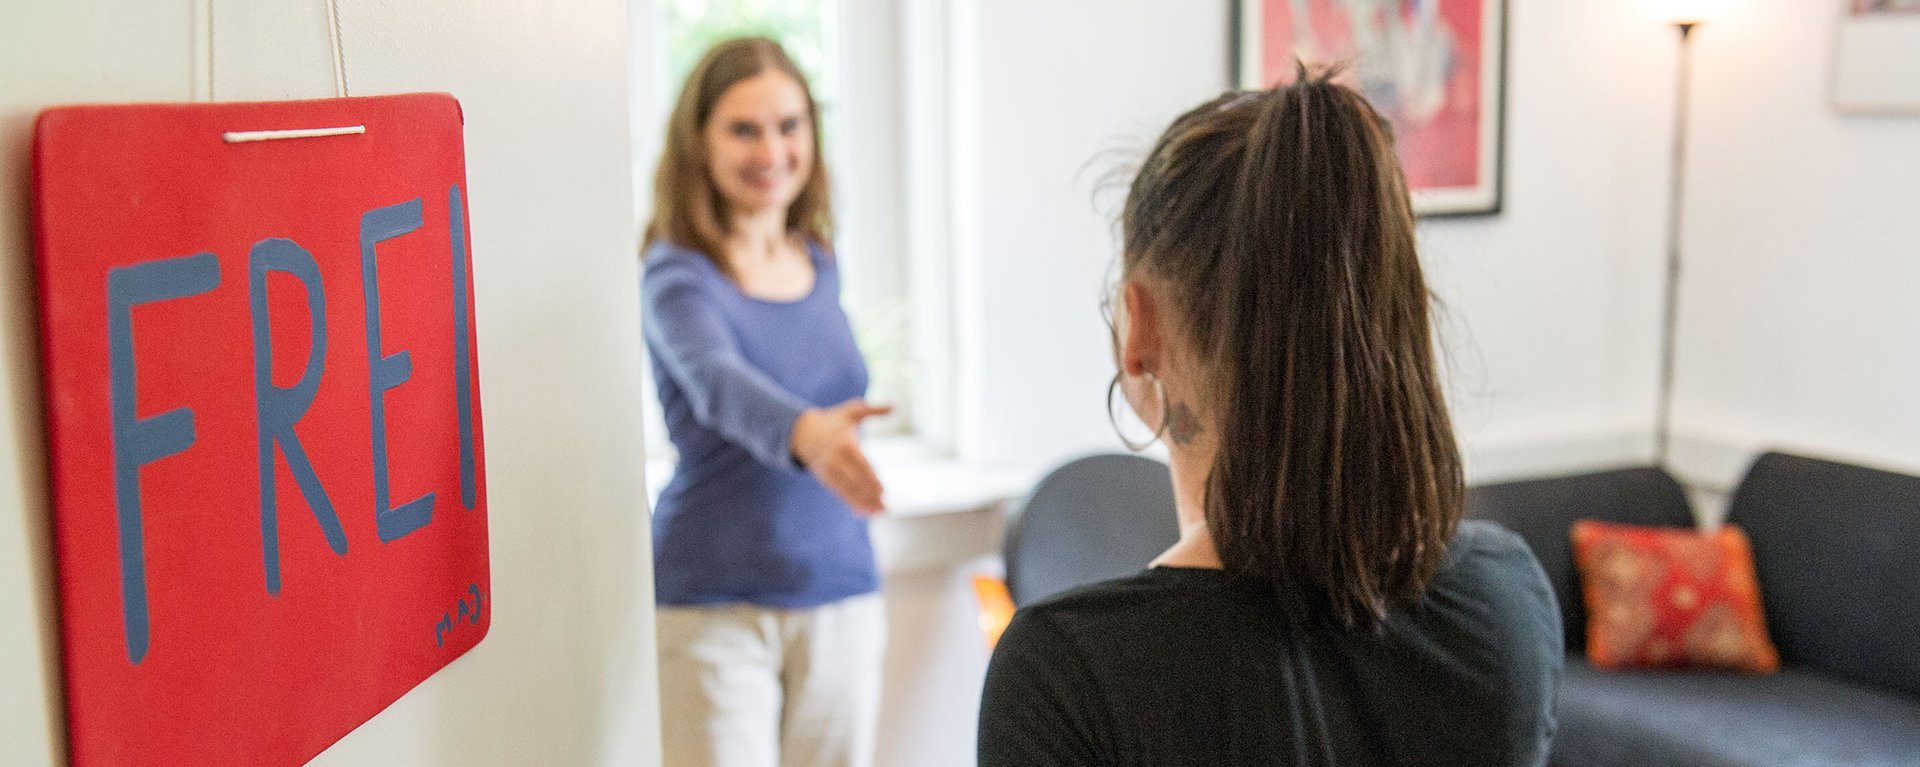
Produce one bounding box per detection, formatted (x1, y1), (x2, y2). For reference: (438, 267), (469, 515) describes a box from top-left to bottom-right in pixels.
(1107, 371), (1171, 452)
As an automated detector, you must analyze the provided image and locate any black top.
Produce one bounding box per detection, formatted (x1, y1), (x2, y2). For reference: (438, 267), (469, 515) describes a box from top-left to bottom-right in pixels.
(978, 520), (1562, 766)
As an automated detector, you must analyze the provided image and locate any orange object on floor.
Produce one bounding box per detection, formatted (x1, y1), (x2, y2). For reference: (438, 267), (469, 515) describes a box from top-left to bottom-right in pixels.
(972, 574), (1017, 651)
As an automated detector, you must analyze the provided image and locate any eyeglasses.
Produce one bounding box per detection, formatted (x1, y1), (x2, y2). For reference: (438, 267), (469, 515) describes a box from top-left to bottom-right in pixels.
(1099, 285), (1120, 361)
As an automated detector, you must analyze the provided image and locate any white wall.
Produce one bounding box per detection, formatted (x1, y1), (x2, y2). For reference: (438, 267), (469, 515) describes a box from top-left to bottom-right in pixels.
(0, 2), (660, 765)
(1667, 0), (1920, 495)
(1420, 2), (1679, 481)
(955, 0), (1235, 467)
(955, 1), (1680, 483)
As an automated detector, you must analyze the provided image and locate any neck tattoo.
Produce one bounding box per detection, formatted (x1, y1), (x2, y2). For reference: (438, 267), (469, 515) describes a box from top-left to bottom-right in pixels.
(1168, 400), (1202, 445)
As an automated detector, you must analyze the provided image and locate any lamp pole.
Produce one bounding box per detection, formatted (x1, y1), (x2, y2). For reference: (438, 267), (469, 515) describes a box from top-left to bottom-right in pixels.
(1655, 21), (1696, 467)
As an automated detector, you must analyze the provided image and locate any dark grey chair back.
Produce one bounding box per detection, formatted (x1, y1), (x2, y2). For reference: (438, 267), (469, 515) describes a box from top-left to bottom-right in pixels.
(1464, 467), (1694, 654)
(1727, 451), (1920, 698)
(1003, 453), (1179, 607)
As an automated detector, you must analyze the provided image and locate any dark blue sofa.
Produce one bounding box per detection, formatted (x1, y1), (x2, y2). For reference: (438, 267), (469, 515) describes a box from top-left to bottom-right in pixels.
(1467, 452), (1920, 766)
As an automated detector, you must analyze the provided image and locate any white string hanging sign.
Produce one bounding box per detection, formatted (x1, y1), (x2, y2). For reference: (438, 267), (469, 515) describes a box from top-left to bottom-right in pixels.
(204, 0), (364, 142)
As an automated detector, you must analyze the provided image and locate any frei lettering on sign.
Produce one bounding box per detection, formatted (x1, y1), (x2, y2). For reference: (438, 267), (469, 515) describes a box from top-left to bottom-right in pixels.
(33, 93), (491, 767)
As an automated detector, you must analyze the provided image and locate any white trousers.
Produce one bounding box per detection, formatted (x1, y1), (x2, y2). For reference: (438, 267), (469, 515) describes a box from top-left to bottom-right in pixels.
(656, 594), (886, 767)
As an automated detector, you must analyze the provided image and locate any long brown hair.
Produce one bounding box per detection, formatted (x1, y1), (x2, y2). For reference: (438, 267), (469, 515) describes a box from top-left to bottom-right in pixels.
(643, 37), (833, 274)
(1122, 67), (1462, 629)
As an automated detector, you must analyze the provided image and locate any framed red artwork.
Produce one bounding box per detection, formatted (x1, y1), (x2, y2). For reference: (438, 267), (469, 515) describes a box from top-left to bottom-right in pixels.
(1235, 0), (1508, 216)
(33, 93), (490, 767)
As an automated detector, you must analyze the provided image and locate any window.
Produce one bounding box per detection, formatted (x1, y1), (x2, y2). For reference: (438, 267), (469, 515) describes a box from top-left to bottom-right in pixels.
(659, 0), (837, 96)
(632, 0), (952, 465)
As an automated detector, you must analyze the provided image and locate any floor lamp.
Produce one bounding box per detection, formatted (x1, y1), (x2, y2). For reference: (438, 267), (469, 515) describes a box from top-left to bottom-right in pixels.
(1653, 1), (1728, 466)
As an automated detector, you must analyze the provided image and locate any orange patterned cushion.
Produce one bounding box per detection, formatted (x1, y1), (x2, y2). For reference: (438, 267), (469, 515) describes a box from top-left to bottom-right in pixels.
(1571, 520), (1779, 673)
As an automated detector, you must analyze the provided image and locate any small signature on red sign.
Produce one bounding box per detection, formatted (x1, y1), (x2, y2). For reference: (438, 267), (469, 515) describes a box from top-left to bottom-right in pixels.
(434, 583), (487, 648)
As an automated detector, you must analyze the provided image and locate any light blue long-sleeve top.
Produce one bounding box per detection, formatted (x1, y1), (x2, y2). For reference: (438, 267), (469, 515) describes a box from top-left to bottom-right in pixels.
(641, 240), (877, 608)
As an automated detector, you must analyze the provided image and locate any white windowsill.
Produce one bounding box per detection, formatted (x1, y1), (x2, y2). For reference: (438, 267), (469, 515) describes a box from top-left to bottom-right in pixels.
(642, 437), (1043, 519)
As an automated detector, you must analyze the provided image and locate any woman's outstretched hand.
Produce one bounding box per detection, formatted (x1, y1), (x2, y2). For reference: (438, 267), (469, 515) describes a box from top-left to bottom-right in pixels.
(791, 399), (892, 516)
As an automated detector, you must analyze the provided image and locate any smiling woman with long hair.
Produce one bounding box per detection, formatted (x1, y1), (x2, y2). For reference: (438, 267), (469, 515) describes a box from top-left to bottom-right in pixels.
(642, 37), (888, 767)
(977, 70), (1562, 766)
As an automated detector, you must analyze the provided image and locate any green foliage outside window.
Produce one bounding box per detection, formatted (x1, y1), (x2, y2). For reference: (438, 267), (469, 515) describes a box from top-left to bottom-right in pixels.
(660, 0), (834, 104)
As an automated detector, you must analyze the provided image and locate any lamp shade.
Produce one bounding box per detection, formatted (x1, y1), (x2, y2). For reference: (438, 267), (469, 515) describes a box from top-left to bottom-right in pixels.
(1652, 0), (1731, 24)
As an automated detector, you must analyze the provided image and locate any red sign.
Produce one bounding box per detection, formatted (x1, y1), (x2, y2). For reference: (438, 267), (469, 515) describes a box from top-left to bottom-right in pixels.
(33, 94), (490, 766)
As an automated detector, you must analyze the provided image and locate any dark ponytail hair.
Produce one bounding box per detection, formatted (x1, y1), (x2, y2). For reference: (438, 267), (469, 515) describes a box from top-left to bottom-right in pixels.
(1121, 66), (1461, 629)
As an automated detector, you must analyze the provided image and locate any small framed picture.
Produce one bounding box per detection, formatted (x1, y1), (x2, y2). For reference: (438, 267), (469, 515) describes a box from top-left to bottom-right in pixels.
(1234, 0), (1509, 216)
(1834, 0), (1920, 114)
